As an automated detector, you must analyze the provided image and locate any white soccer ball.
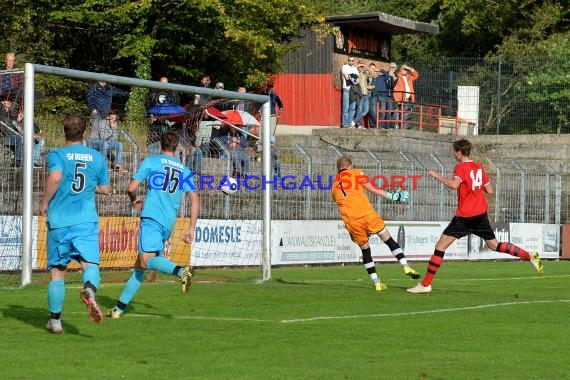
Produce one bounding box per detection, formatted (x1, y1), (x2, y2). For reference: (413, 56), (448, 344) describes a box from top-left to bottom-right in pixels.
(221, 176), (238, 195)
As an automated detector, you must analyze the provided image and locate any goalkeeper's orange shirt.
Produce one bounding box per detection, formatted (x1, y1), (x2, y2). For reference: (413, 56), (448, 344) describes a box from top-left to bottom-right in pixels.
(331, 168), (376, 222)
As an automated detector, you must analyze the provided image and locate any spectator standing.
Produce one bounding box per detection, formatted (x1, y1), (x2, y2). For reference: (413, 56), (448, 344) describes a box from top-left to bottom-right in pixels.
(146, 76), (181, 155)
(1, 53), (23, 99)
(341, 56), (358, 128)
(234, 86), (255, 114)
(261, 83), (284, 135)
(31, 122), (45, 168)
(193, 74), (212, 106)
(271, 136), (281, 178)
(87, 110), (125, 171)
(194, 74), (214, 155)
(39, 115), (111, 333)
(210, 82), (231, 147)
(367, 63), (379, 128)
(185, 115), (203, 176)
(256, 83), (283, 156)
(375, 62), (398, 129)
(146, 76), (180, 110)
(393, 63), (419, 129)
(86, 81), (130, 132)
(1, 95), (20, 166)
(1, 96), (44, 168)
(385, 62), (399, 128)
(214, 82), (234, 112)
(352, 62), (369, 128)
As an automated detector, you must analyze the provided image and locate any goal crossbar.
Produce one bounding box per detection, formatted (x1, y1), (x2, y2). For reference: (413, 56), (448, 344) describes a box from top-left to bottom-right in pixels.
(20, 63), (273, 286)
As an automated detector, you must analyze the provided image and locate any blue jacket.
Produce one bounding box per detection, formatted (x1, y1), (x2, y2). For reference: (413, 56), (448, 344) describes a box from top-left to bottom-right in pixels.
(373, 70), (394, 98)
(86, 83), (130, 116)
(262, 90), (284, 115)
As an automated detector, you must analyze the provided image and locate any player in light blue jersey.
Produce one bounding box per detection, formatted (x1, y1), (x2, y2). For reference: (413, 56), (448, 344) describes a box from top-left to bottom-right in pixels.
(39, 115), (111, 334)
(108, 131), (200, 318)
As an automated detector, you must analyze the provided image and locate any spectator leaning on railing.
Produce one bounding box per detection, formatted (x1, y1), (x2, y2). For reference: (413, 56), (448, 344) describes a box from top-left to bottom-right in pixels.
(393, 63), (419, 130)
(375, 62), (399, 129)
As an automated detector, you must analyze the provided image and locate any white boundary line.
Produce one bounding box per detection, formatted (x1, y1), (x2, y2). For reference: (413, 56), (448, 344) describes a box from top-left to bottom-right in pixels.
(67, 299), (570, 324)
(280, 299), (570, 323)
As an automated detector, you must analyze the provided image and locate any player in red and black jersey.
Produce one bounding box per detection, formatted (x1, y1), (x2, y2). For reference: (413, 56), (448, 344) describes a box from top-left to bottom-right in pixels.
(407, 139), (543, 293)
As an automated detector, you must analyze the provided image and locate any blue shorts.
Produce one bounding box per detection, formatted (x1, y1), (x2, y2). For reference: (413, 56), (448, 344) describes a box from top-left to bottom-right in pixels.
(47, 222), (100, 269)
(139, 217), (172, 256)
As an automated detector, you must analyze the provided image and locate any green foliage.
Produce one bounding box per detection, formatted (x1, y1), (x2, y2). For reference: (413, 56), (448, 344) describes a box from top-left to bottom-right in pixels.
(1, 0), (324, 120)
(523, 34), (570, 133)
(3, 0), (570, 133)
(34, 75), (90, 116)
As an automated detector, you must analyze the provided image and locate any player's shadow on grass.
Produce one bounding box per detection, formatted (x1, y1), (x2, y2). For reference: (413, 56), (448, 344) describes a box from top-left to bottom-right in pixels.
(97, 294), (172, 318)
(274, 278), (314, 286)
(1, 304), (89, 337)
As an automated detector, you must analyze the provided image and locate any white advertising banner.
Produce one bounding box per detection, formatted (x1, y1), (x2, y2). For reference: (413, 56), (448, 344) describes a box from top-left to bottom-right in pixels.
(0, 216), (560, 270)
(0, 216), (23, 270)
(467, 222), (515, 260)
(271, 220), (558, 265)
(191, 219), (262, 266)
(0, 216), (38, 271)
(509, 223), (559, 259)
(271, 220), (470, 265)
(469, 222), (559, 260)
(368, 221), (468, 261)
(272, 220), (349, 265)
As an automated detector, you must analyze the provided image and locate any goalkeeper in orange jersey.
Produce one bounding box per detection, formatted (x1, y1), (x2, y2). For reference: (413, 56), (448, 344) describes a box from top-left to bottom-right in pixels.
(331, 156), (420, 291)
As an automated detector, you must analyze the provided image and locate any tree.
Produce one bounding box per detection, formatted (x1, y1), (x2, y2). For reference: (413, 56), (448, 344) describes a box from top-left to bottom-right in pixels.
(9, 0), (323, 119)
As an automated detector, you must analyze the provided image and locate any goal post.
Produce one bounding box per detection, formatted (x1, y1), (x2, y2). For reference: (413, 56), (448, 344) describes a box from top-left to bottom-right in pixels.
(16, 63), (272, 287)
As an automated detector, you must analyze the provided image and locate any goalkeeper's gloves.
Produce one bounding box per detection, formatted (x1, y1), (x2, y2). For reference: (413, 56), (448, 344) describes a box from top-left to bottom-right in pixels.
(386, 189), (409, 203)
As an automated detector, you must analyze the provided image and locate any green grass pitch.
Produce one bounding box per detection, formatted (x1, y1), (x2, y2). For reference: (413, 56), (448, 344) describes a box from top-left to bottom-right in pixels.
(1, 261), (569, 380)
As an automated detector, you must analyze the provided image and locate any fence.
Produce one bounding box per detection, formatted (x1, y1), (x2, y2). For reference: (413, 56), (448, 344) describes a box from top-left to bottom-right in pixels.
(0, 129), (565, 223)
(405, 56), (570, 135)
(271, 145), (565, 224)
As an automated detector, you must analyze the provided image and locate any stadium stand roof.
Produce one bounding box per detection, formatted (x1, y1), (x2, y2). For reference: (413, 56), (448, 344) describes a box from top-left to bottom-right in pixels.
(326, 12), (440, 35)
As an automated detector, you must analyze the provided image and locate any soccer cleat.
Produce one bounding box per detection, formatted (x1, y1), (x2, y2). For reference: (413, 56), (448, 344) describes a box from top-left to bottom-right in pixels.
(80, 288), (103, 324)
(46, 319), (63, 334)
(106, 308), (123, 319)
(404, 266), (421, 279)
(529, 252), (544, 274)
(406, 283), (432, 294)
(375, 282), (388, 291)
(180, 267), (195, 294)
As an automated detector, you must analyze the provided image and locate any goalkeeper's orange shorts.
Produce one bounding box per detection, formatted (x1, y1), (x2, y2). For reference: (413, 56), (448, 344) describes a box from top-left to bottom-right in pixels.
(343, 212), (385, 246)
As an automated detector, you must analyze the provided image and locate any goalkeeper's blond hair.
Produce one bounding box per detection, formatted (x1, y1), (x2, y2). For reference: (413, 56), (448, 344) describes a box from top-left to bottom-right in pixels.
(336, 156), (352, 171)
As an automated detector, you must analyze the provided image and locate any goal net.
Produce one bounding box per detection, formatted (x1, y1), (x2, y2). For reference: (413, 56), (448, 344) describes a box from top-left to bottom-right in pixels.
(0, 64), (272, 287)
